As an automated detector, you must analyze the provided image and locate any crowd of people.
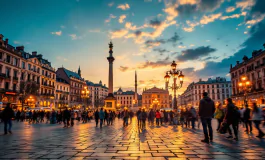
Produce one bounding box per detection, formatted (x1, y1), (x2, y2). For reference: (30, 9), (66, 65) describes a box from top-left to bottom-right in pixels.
(1, 93), (265, 143)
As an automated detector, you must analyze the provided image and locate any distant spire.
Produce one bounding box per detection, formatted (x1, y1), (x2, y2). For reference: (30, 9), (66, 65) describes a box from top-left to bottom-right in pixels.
(78, 65), (81, 77)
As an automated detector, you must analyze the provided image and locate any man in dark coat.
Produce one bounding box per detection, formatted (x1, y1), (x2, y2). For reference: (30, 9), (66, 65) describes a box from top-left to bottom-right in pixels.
(224, 98), (239, 140)
(94, 109), (99, 127)
(243, 104), (252, 133)
(2, 103), (14, 134)
(62, 107), (70, 128)
(199, 92), (215, 143)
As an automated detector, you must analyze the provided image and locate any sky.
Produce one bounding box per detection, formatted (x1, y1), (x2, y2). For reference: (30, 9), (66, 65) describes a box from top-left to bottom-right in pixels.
(0, 0), (265, 95)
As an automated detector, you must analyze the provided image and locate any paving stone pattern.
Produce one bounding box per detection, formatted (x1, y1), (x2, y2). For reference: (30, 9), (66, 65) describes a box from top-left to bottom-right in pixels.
(0, 118), (265, 160)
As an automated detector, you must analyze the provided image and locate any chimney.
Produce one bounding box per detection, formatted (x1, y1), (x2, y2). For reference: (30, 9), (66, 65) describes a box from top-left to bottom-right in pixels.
(16, 46), (24, 51)
(4, 38), (8, 46)
(236, 61), (239, 65)
(199, 78), (202, 82)
(32, 51), (37, 56)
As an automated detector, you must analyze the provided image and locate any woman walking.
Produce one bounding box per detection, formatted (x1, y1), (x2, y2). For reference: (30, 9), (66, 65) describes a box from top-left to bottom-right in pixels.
(155, 110), (161, 126)
(252, 103), (265, 138)
(214, 103), (224, 132)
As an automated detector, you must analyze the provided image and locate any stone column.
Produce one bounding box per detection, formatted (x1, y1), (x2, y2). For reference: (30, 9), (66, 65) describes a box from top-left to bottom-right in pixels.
(107, 42), (115, 97)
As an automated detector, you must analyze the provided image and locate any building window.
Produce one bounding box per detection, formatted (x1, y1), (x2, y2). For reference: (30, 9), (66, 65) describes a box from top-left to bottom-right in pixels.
(0, 52), (2, 59)
(212, 85), (214, 88)
(14, 70), (17, 78)
(5, 82), (9, 90)
(21, 72), (24, 80)
(5, 68), (10, 77)
(13, 84), (16, 91)
(6, 55), (10, 63)
(13, 58), (17, 66)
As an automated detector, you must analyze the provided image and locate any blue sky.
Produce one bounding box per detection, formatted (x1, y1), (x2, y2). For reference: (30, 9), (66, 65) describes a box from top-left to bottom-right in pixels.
(1, 0), (265, 94)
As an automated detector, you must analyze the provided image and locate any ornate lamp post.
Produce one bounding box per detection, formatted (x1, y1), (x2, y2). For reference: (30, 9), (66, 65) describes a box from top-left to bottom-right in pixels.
(164, 61), (184, 109)
(27, 96), (34, 108)
(81, 86), (90, 110)
(238, 76), (251, 106)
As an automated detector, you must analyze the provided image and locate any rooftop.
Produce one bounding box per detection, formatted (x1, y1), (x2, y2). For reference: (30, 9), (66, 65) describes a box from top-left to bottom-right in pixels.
(63, 68), (83, 80)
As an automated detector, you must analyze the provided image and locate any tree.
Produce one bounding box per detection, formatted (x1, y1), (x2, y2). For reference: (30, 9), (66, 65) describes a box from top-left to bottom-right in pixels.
(19, 81), (40, 110)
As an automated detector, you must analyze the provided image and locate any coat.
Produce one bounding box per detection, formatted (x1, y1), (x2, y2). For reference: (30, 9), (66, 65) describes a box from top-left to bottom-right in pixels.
(94, 111), (99, 120)
(199, 96), (215, 118)
(2, 106), (14, 120)
(252, 108), (263, 120)
(224, 103), (239, 124)
(99, 110), (105, 119)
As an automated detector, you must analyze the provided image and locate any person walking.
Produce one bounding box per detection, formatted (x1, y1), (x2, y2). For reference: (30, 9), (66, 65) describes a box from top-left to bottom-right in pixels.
(94, 109), (99, 127)
(141, 109), (148, 129)
(190, 106), (197, 129)
(70, 109), (75, 126)
(155, 110), (161, 126)
(129, 110), (134, 124)
(16, 110), (21, 122)
(224, 98), (240, 141)
(2, 103), (14, 134)
(214, 103), (224, 132)
(160, 110), (164, 125)
(199, 92), (215, 143)
(149, 109), (155, 126)
(63, 107), (70, 128)
(243, 104), (252, 133)
(136, 109), (141, 126)
(123, 110), (129, 127)
(99, 108), (105, 129)
(169, 110), (174, 125)
(252, 103), (265, 138)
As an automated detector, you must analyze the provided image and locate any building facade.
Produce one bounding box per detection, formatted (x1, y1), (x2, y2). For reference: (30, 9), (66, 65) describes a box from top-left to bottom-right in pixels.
(179, 77), (232, 108)
(114, 88), (136, 109)
(55, 77), (70, 109)
(56, 67), (86, 108)
(142, 87), (170, 110)
(0, 34), (22, 106)
(230, 48), (265, 107)
(86, 80), (108, 108)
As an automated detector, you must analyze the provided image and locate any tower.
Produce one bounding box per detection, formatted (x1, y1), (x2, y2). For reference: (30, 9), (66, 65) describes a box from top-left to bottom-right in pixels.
(78, 66), (81, 77)
(134, 70), (138, 105)
(105, 41), (116, 110)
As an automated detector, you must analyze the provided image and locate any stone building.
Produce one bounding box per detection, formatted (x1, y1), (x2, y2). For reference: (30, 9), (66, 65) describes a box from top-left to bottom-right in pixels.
(230, 47), (265, 107)
(55, 77), (70, 109)
(114, 88), (136, 109)
(56, 67), (86, 108)
(86, 80), (108, 108)
(142, 87), (170, 110)
(179, 77), (232, 108)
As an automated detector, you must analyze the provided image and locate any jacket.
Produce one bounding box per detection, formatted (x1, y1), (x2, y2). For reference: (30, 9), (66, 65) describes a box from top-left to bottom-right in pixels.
(190, 107), (197, 118)
(155, 112), (161, 118)
(141, 111), (148, 120)
(243, 108), (251, 120)
(252, 108), (263, 120)
(63, 109), (70, 119)
(224, 103), (239, 123)
(2, 106), (14, 120)
(94, 111), (99, 119)
(214, 108), (224, 119)
(148, 110), (155, 119)
(199, 96), (215, 118)
(99, 110), (105, 119)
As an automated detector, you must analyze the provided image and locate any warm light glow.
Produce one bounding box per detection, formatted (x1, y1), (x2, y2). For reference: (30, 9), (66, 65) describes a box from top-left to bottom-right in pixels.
(82, 91), (85, 94)
(30, 96), (32, 99)
(246, 81), (250, 85)
(164, 73), (170, 82)
(84, 86), (87, 89)
(241, 76), (246, 81)
(238, 83), (243, 87)
(86, 91), (89, 94)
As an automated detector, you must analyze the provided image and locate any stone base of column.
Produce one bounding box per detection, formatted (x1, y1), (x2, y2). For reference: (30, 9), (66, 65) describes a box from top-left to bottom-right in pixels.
(104, 95), (116, 111)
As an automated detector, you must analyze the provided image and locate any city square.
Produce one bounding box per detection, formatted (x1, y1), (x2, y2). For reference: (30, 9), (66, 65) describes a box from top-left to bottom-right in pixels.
(1, 0), (265, 159)
(0, 119), (265, 160)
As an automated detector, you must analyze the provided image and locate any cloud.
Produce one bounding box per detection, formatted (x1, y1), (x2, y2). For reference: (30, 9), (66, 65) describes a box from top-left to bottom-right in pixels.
(119, 66), (129, 72)
(200, 13), (222, 25)
(150, 19), (162, 27)
(194, 20), (265, 77)
(60, 25), (65, 29)
(246, 14), (265, 25)
(119, 15), (127, 23)
(177, 46), (217, 61)
(198, 0), (223, 12)
(167, 32), (181, 43)
(110, 29), (128, 38)
(14, 41), (20, 44)
(124, 22), (148, 30)
(226, 7), (236, 13)
(153, 48), (170, 55)
(220, 12), (246, 20)
(117, 3), (130, 10)
(108, 2), (114, 7)
(236, 0), (255, 10)
(183, 27), (194, 32)
(51, 30), (62, 36)
(178, 45), (186, 49)
(137, 57), (171, 69)
(183, 20), (200, 32)
(105, 14), (116, 23)
(145, 39), (166, 47)
(69, 34), (82, 40)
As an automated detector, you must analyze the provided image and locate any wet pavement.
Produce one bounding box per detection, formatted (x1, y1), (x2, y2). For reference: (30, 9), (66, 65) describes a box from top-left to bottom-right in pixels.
(0, 118), (265, 160)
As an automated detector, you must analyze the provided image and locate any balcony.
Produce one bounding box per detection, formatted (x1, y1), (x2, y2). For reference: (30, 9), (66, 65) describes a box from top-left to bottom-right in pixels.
(0, 73), (5, 79)
(13, 77), (18, 81)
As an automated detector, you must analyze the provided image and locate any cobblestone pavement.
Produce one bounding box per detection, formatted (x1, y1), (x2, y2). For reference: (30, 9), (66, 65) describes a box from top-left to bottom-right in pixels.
(0, 118), (265, 160)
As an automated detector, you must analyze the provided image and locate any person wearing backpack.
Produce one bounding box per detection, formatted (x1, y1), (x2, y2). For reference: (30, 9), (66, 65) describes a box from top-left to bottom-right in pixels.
(214, 103), (224, 132)
(224, 98), (239, 141)
(243, 104), (252, 133)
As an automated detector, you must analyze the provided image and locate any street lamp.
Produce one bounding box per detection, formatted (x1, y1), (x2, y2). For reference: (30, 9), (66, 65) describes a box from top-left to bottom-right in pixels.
(238, 76), (251, 106)
(164, 61), (184, 109)
(152, 98), (159, 110)
(81, 86), (90, 110)
(27, 96), (34, 108)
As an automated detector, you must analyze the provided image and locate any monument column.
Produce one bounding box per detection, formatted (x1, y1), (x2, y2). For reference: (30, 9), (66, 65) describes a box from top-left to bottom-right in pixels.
(107, 41), (115, 96)
(105, 41), (116, 110)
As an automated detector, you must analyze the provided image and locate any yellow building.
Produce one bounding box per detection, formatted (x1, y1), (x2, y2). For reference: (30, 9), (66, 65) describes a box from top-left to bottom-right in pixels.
(142, 87), (171, 110)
